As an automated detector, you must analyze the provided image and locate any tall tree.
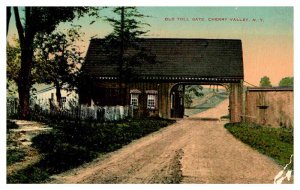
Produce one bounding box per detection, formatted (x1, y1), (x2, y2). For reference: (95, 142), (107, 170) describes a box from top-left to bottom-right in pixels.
(104, 7), (155, 82)
(13, 7), (99, 118)
(34, 28), (84, 108)
(259, 76), (272, 87)
(102, 7), (155, 105)
(7, 7), (11, 35)
(279, 77), (293, 87)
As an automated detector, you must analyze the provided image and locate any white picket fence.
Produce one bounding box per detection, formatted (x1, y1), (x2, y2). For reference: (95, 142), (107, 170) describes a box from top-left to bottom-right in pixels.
(78, 105), (133, 121)
(7, 98), (134, 121)
(7, 98), (19, 117)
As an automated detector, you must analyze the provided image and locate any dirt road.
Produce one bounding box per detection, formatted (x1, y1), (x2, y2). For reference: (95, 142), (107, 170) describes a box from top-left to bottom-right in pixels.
(50, 99), (282, 184)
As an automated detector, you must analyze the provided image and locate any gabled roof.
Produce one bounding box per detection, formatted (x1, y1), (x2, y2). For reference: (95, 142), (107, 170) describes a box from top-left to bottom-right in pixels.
(84, 38), (244, 83)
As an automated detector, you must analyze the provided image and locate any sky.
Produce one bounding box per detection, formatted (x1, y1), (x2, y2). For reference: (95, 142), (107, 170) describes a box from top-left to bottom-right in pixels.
(7, 6), (293, 86)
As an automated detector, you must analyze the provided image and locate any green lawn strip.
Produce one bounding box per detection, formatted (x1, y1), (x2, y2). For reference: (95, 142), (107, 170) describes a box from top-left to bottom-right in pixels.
(7, 118), (175, 183)
(224, 123), (293, 167)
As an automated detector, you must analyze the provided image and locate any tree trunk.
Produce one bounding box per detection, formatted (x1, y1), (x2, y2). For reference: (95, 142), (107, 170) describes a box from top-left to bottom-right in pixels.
(17, 40), (34, 119)
(55, 82), (62, 109)
(17, 85), (30, 119)
(15, 7), (35, 119)
(7, 7), (11, 35)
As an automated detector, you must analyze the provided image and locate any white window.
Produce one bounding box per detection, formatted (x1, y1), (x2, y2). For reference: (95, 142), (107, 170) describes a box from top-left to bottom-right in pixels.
(131, 94), (139, 107)
(147, 94), (157, 110)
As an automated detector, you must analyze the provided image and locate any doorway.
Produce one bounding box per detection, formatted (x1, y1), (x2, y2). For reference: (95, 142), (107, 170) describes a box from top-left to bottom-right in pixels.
(170, 84), (185, 118)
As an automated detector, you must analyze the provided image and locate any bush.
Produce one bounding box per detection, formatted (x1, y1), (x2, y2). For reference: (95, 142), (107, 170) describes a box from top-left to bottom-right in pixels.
(224, 122), (293, 167)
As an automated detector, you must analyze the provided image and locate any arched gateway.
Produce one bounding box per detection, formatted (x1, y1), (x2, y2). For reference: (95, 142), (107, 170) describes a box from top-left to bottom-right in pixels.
(80, 38), (244, 122)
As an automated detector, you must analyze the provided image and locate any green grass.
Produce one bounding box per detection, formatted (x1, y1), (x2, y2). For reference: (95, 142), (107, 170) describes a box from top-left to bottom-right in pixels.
(7, 120), (26, 166)
(185, 93), (228, 116)
(224, 122), (293, 168)
(7, 166), (49, 184)
(7, 149), (26, 166)
(7, 118), (175, 183)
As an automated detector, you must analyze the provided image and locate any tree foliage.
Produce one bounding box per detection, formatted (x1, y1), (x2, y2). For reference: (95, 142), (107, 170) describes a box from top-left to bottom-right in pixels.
(33, 27), (84, 107)
(7, 38), (21, 97)
(12, 7), (100, 118)
(259, 76), (272, 87)
(184, 85), (204, 108)
(279, 77), (293, 87)
(7, 37), (21, 84)
(103, 7), (155, 82)
(105, 7), (150, 40)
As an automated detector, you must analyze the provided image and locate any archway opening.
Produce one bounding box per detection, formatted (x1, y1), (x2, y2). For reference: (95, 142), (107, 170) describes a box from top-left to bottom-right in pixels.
(170, 84), (230, 120)
(184, 85), (229, 119)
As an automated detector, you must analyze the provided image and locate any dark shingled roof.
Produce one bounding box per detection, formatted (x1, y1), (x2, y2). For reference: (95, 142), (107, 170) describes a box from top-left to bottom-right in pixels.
(84, 38), (244, 82)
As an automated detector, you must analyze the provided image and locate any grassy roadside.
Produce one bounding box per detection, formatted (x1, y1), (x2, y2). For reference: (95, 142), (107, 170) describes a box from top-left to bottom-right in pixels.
(7, 118), (175, 183)
(224, 122), (293, 168)
(185, 93), (228, 116)
(7, 120), (27, 166)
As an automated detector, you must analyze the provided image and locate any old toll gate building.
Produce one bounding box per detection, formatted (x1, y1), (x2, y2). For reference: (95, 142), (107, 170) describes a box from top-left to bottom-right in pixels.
(80, 38), (244, 122)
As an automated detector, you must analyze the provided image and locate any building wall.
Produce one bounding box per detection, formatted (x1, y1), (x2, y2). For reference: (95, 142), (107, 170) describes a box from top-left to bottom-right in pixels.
(80, 81), (172, 118)
(34, 88), (78, 110)
(130, 82), (172, 118)
(80, 81), (245, 121)
(245, 89), (293, 128)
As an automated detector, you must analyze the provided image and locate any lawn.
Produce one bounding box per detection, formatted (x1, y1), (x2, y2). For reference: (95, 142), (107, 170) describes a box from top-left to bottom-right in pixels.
(7, 120), (27, 166)
(224, 122), (293, 168)
(7, 118), (175, 183)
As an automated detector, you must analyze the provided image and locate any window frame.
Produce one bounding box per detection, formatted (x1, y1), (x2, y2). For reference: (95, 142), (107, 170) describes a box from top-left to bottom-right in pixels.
(147, 94), (157, 110)
(130, 93), (139, 108)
